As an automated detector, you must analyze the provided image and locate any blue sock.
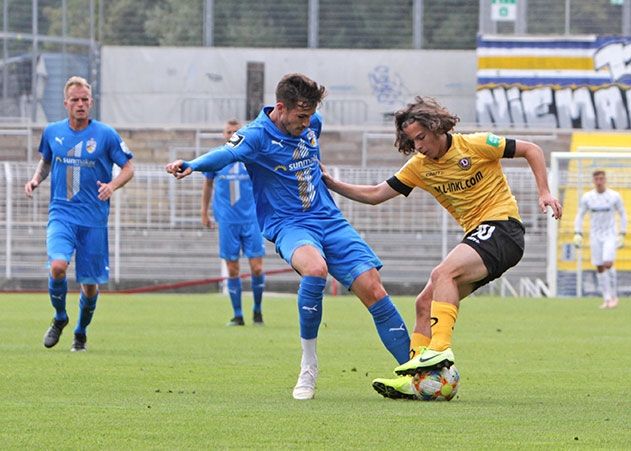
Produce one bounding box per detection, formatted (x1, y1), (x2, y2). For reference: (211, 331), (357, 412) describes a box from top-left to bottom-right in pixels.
(227, 277), (243, 318)
(368, 296), (411, 364)
(297, 276), (326, 339)
(74, 291), (98, 335)
(48, 275), (68, 321)
(251, 274), (265, 313)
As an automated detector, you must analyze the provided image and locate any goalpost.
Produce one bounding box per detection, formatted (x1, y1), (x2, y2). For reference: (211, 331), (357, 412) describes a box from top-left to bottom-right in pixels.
(547, 151), (631, 297)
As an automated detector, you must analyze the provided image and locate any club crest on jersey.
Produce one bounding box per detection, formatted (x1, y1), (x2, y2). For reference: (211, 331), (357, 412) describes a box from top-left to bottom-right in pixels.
(227, 133), (245, 148)
(86, 138), (97, 154)
(307, 130), (317, 146)
(458, 157), (471, 170)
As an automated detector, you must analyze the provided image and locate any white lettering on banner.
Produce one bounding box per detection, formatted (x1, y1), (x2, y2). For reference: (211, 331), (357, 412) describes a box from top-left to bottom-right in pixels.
(476, 85), (631, 129)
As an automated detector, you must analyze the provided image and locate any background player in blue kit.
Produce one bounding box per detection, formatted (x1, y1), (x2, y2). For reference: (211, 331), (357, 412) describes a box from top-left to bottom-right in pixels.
(167, 73), (410, 400)
(201, 119), (266, 326)
(24, 76), (134, 352)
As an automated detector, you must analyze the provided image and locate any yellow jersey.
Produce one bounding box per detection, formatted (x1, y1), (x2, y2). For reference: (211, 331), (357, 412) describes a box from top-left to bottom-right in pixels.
(390, 132), (521, 234)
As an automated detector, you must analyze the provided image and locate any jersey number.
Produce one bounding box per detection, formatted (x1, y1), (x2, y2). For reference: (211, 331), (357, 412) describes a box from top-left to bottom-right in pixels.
(466, 224), (496, 244)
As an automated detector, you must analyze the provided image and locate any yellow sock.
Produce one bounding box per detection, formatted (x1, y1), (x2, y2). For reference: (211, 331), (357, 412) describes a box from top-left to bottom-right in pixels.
(428, 301), (458, 351)
(409, 332), (431, 359)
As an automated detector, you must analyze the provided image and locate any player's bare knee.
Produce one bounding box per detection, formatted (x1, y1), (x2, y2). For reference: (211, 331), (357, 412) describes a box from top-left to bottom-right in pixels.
(82, 284), (98, 298)
(603, 262), (613, 269)
(429, 265), (454, 287)
(300, 263), (328, 278)
(226, 260), (240, 277)
(49, 261), (67, 280)
(249, 259), (264, 276)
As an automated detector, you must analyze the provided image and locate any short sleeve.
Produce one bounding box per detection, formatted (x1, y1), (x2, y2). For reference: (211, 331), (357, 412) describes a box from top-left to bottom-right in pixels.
(107, 128), (133, 168)
(393, 155), (426, 191)
(38, 126), (52, 161)
(225, 125), (261, 164)
(466, 133), (510, 161)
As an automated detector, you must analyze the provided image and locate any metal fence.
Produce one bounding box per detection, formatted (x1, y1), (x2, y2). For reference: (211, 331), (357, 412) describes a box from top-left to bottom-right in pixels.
(0, 161), (547, 293)
(0, 0), (99, 123)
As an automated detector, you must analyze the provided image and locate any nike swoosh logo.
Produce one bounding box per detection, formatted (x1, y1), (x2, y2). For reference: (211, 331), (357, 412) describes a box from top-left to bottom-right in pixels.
(419, 355), (437, 362)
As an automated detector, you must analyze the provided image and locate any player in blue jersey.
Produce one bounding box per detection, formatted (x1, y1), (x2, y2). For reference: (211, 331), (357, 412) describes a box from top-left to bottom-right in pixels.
(201, 119), (266, 326)
(24, 76), (134, 352)
(167, 73), (410, 400)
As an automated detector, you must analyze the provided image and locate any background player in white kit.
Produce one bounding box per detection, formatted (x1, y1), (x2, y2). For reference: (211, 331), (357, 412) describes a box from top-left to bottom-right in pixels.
(573, 170), (627, 309)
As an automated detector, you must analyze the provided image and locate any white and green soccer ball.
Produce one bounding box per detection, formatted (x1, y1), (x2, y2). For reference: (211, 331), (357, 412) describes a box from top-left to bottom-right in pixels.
(412, 365), (460, 401)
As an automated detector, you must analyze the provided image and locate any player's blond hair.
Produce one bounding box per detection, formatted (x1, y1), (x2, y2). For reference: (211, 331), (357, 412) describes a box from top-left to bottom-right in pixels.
(394, 96), (460, 155)
(64, 76), (91, 98)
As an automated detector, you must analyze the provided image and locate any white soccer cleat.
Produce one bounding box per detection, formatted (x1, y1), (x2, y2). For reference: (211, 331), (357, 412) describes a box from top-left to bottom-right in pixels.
(292, 365), (318, 400)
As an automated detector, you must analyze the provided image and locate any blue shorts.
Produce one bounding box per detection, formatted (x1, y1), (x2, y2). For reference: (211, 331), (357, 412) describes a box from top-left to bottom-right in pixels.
(218, 221), (266, 261)
(47, 219), (109, 285)
(274, 216), (382, 289)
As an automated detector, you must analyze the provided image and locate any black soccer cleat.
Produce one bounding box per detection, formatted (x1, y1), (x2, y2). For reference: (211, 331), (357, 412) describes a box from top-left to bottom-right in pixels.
(43, 317), (69, 348)
(226, 316), (245, 326)
(71, 333), (87, 352)
(253, 312), (264, 326)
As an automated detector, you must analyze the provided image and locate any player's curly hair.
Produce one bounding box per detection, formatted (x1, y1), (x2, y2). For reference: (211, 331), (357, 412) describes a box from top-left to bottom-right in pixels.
(394, 96), (460, 155)
(276, 73), (327, 110)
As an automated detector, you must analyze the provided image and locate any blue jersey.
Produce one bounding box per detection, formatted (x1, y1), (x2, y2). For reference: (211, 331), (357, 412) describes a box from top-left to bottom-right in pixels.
(204, 162), (257, 224)
(39, 118), (133, 227)
(187, 107), (343, 241)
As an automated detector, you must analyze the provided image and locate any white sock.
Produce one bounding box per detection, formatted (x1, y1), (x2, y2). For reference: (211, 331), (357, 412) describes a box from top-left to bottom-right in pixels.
(300, 338), (317, 368)
(608, 268), (618, 298)
(596, 271), (611, 300)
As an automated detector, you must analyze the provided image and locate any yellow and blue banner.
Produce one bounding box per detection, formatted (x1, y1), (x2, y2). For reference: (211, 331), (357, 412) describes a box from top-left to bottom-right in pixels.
(477, 35), (631, 129)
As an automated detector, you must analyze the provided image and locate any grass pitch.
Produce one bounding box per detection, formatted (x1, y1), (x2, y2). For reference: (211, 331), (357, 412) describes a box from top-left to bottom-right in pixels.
(1, 292), (629, 449)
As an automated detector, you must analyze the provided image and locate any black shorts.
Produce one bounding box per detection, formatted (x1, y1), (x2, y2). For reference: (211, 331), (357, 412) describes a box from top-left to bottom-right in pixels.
(462, 217), (525, 291)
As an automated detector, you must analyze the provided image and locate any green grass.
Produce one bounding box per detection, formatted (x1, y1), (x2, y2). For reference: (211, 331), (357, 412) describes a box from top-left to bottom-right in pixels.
(1, 292), (629, 449)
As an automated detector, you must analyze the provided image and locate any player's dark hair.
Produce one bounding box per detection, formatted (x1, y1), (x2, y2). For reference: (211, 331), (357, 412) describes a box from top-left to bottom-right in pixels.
(394, 96), (460, 155)
(276, 73), (327, 110)
(592, 170), (606, 177)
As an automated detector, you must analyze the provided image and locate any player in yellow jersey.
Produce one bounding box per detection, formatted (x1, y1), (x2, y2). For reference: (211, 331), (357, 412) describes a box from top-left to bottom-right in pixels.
(322, 97), (563, 399)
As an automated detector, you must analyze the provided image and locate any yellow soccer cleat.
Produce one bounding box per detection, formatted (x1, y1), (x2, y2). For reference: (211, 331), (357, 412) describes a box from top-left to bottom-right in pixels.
(394, 348), (455, 376)
(372, 375), (417, 400)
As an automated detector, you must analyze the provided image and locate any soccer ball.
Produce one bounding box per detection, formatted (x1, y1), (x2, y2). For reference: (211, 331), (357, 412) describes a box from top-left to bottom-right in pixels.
(412, 365), (460, 401)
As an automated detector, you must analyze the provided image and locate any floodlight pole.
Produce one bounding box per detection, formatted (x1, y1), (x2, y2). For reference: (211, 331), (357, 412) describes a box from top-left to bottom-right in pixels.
(30, 0), (38, 122)
(308, 0), (319, 48)
(203, 0), (214, 46)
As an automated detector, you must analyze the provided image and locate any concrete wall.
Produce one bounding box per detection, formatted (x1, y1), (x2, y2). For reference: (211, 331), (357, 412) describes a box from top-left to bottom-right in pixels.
(100, 46), (477, 126)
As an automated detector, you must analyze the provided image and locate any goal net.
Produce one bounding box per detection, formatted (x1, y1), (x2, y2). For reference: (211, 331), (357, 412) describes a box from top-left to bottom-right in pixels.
(548, 150), (631, 297)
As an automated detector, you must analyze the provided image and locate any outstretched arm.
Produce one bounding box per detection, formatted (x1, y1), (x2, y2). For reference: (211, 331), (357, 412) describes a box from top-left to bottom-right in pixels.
(320, 162), (400, 205)
(514, 140), (562, 220)
(166, 147), (238, 179)
(24, 158), (51, 198)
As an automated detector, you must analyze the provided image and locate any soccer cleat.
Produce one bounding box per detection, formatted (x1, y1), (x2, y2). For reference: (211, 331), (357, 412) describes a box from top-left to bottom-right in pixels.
(608, 298), (619, 309)
(226, 316), (245, 326)
(394, 347), (455, 375)
(71, 333), (87, 352)
(292, 365), (318, 400)
(599, 300), (610, 309)
(43, 317), (69, 348)
(372, 375), (417, 400)
(252, 312), (264, 326)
